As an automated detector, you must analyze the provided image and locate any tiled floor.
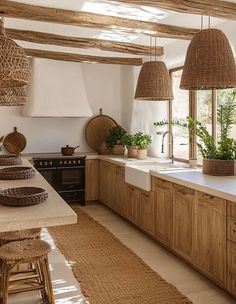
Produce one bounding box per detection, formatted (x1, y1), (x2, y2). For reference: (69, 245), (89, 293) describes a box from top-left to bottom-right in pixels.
(9, 201), (236, 304)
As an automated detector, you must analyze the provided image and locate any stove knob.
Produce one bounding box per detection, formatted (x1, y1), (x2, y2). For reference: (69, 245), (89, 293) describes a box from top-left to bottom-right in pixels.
(40, 162), (42, 166)
(73, 160), (76, 164)
(45, 161), (47, 166)
(68, 160), (71, 164)
(78, 160), (80, 165)
(64, 160), (67, 165)
(50, 161), (53, 166)
(59, 161), (62, 165)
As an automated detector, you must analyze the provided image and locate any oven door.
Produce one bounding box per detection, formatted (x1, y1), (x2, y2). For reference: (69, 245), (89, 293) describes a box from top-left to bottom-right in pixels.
(37, 168), (57, 187)
(57, 167), (85, 191)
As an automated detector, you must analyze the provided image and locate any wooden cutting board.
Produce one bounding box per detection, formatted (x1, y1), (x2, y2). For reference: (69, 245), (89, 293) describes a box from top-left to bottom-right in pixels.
(3, 127), (27, 155)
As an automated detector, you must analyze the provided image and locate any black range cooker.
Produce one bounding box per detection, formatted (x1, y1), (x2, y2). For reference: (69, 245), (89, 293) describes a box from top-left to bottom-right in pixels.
(33, 154), (86, 206)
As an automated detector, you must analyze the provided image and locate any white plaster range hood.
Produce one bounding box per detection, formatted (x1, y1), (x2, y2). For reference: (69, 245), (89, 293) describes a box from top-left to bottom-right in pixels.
(23, 58), (93, 118)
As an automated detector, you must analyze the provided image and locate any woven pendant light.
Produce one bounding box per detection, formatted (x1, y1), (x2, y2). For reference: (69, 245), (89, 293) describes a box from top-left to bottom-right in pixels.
(135, 61), (173, 101)
(0, 86), (27, 106)
(0, 19), (31, 88)
(180, 28), (236, 90)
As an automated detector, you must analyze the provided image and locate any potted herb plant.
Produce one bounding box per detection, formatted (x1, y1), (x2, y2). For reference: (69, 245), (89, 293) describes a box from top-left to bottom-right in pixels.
(121, 133), (139, 158)
(136, 132), (152, 159)
(106, 125), (127, 155)
(154, 90), (236, 176)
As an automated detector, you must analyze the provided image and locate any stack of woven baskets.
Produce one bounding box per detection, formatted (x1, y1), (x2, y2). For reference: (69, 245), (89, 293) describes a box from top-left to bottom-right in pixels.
(0, 18), (31, 106)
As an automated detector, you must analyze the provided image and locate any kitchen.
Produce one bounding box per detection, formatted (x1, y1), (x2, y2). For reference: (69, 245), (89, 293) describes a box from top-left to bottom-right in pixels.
(1, 0), (236, 304)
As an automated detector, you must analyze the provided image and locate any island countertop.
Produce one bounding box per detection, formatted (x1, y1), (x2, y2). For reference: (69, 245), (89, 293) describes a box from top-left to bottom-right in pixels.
(0, 159), (77, 233)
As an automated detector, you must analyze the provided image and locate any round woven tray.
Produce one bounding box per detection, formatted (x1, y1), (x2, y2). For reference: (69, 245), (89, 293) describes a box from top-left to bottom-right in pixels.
(0, 155), (22, 166)
(0, 166), (35, 180)
(0, 187), (48, 207)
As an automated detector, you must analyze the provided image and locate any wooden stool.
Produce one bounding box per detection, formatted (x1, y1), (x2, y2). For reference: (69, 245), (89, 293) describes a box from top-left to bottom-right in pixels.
(0, 239), (54, 304)
(0, 229), (41, 246)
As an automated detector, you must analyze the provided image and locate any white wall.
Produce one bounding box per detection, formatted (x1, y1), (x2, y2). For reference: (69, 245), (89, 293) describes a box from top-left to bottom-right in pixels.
(0, 63), (123, 154)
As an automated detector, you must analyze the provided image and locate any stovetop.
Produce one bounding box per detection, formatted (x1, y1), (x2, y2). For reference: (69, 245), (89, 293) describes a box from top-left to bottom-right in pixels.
(33, 154), (87, 168)
(32, 153), (87, 160)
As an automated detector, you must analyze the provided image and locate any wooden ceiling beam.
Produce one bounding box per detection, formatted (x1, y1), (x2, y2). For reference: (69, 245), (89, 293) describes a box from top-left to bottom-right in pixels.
(112, 0), (236, 21)
(5, 28), (163, 56)
(24, 48), (143, 66)
(0, 0), (198, 40)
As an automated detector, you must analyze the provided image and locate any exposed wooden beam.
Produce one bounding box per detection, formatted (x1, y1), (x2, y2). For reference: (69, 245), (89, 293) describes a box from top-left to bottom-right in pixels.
(0, 0), (198, 40)
(112, 0), (236, 21)
(24, 48), (143, 66)
(5, 28), (163, 56)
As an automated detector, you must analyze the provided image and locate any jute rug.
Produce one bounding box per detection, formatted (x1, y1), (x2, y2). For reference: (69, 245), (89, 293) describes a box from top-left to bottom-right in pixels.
(48, 207), (192, 304)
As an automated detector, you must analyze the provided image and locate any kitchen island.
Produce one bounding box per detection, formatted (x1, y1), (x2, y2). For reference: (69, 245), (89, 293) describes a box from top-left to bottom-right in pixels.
(0, 159), (77, 232)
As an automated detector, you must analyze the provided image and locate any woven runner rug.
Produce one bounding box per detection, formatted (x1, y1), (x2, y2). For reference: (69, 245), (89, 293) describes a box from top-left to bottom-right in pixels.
(48, 207), (192, 304)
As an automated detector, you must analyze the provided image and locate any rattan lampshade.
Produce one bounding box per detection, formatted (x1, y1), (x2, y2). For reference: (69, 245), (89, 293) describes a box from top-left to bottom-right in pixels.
(0, 20), (31, 88)
(0, 86), (27, 106)
(180, 28), (236, 90)
(135, 61), (173, 101)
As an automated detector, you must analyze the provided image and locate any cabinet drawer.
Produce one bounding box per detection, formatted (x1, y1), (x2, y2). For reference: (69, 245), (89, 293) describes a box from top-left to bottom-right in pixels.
(228, 217), (236, 243)
(195, 191), (226, 215)
(228, 201), (236, 219)
(173, 183), (194, 195)
(152, 177), (172, 191)
(228, 241), (236, 273)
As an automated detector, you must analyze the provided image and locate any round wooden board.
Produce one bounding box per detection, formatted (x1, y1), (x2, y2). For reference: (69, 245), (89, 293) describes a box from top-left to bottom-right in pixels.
(3, 127), (27, 155)
(85, 113), (118, 151)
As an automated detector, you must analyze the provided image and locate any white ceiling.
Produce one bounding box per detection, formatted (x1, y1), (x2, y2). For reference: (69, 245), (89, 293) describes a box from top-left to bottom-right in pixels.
(4, 0), (236, 58)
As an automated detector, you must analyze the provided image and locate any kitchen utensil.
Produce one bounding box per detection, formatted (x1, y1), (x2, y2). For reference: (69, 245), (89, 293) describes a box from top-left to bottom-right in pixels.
(61, 145), (80, 156)
(3, 127), (26, 155)
(0, 187), (48, 207)
(85, 109), (118, 152)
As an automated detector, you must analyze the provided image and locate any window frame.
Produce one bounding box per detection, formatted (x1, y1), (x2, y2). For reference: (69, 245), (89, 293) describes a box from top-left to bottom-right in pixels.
(169, 66), (217, 163)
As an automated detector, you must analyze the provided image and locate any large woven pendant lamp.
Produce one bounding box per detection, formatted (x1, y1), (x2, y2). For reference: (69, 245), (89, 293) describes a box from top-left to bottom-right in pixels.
(135, 38), (173, 101)
(0, 18), (31, 88)
(180, 17), (236, 90)
(0, 86), (27, 106)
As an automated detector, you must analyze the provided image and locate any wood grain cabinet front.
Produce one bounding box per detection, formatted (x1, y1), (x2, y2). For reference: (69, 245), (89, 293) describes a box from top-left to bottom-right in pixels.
(99, 160), (114, 208)
(140, 191), (154, 236)
(193, 191), (226, 287)
(152, 177), (173, 248)
(173, 184), (194, 261)
(113, 166), (127, 216)
(126, 184), (141, 225)
(85, 159), (99, 201)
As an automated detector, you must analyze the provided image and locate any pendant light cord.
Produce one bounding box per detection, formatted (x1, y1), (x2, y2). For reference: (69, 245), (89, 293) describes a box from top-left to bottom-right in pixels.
(208, 16), (211, 29)
(149, 36), (152, 61)
(201, 15), (203, 30)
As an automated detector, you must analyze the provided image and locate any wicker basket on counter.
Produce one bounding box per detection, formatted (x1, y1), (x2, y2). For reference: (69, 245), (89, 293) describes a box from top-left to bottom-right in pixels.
(0, 166), (35, 180)
(0, 155), (22, 166)
(0, 187), (48, 207)
(203, 159), (235, 176)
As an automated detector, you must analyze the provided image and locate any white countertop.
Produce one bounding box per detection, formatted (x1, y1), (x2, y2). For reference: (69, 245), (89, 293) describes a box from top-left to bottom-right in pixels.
(0, 159), (77, 232)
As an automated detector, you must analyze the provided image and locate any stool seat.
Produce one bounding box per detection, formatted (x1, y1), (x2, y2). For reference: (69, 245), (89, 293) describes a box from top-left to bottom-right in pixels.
(0, 228), (41, 243)
(0, 239), (51, 262)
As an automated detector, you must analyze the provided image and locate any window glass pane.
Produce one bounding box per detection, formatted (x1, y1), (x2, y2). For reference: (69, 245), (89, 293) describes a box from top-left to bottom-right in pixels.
(197, 90), (212, 163)
(216, 89), (236, 141)
(172, 69), (189, 160)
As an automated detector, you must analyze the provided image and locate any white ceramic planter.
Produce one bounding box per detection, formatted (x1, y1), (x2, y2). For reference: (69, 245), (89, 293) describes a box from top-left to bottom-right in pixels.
(137, 149), (147, 160)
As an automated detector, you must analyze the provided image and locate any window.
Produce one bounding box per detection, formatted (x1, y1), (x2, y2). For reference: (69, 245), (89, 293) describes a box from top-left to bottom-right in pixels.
(171, 69), (189, 160)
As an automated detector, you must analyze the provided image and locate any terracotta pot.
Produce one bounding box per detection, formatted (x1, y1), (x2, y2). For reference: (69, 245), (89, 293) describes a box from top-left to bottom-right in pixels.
(127, 146), (138, 158)
(137, 149), (147, 160)
(111, 145), (125, 155)
(203, 158), (235, 176)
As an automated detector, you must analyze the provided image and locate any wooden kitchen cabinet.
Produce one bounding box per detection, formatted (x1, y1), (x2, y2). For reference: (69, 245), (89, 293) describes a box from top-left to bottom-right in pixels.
(99, 160), (114, 208)
(113, 165), (127, 216)
(85, 159), (99, 201)
(193, 191), (226, 286)
(126, 184), (141, 225)
(173, 184), (194, 261)
(152, 177), (173, 248)
(140, 190), (155, 236)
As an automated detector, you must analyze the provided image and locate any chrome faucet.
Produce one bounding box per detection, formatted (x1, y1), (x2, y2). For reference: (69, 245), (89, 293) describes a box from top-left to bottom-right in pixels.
(161, 131), (174, 164)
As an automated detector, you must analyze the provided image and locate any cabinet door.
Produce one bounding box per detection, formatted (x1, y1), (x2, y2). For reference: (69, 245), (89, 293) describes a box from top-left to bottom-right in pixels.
(85, 159), (99, 201)
(173, 184), (194, 261)
(113, 166), (127, 216)
(99, 160), (114, 207)
(153, 177), (173, 247)
(140, 191), (154, 235)
(126, 185), (141, 225)
(193, 191), (226, 286)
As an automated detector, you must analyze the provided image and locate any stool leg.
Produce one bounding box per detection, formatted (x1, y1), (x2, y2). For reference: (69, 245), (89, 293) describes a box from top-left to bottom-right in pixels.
(1, 262), (10, 304)
(40, 257), (54, 304)
(35, 260), (47, 304)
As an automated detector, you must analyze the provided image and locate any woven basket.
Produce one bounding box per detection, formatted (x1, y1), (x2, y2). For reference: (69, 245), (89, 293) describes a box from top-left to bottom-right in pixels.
(135, 61), (173, 101)
(0, 166), (35, 180)
(203, 159), (235, 176)
(0, 86), (27, 106)
(0, 187), (48, 207)
(180, 29), (236, 90)
(0, 21), (31, 88)
(0, 155), (22, 166)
